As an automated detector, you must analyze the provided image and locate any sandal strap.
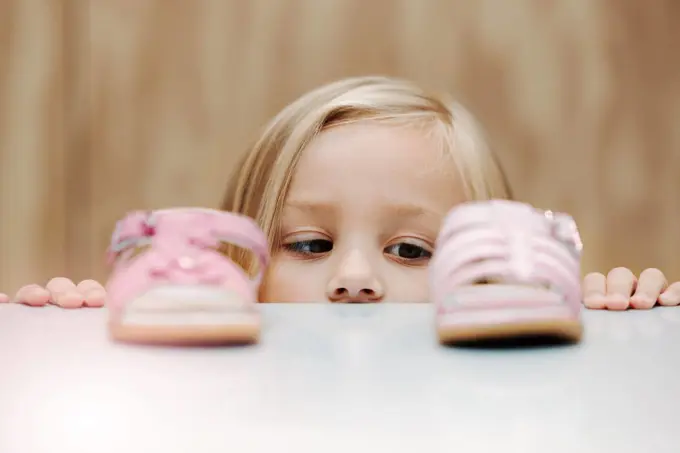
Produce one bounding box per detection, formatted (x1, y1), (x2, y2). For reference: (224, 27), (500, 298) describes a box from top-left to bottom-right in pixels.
(432, 200), (583, 308)
(108, 210), (155, 259)
(187, 212), (269, 285)
(437, 200), (582, 259)
(108, 209), (269, 284)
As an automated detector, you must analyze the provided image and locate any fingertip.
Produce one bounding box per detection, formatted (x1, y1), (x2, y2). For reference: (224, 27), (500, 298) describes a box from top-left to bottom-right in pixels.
(83, 289), (106, 307)
(603, 295), (630, 311)
(583, 296), (606, 310)
(77, 279), (105, 293)
(629, 294), (656, 310)
(16, 285), (52, 306)
(46, 277), (76, 294)
(605, 267), (638, 304)
(658, 295), (679, 306)
(54, 290), (85, 309)
(582, 272), (606, 300)
(659, 283), (680, 306)
(639, 267), (666, 281)
(583, 272), (606, 286)
(584, 271), (606, 280)
(606, 267), (636, 280)
(0, 293), (9, 303)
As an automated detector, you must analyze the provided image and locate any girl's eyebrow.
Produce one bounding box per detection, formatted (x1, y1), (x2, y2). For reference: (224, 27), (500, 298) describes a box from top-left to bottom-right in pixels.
(387, 203), (431, 218)
(285, 199), (442, 220)
(283, 200), (336, 215)
(384, 202), (445, 221)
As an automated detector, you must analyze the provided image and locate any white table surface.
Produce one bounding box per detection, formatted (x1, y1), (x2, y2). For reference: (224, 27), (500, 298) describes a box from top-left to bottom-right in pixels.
(1, 303), (679, 453)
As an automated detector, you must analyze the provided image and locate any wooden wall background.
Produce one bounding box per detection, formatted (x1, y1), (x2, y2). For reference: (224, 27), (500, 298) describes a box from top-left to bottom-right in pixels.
(1, 0), (679, 293)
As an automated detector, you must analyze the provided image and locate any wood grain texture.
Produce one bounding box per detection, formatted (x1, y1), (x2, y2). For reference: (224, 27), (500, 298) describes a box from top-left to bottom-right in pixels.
(0, 0), (69, 292)
(1, 0), (679, 293)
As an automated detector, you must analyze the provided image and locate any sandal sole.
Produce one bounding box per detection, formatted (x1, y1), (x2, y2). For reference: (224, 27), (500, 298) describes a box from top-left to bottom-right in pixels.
(437, 316), (583, 344)
(109, 321), (259, 346)
(108, 285), (260, 346)
(436, 285), (583, 344)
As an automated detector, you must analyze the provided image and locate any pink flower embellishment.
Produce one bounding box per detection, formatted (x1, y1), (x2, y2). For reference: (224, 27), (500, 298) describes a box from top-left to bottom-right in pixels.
(109, 211), (156, 255)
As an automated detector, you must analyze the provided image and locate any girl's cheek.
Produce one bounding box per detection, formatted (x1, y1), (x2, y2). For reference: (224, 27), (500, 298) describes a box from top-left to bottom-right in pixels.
(258, 260), (301, 302)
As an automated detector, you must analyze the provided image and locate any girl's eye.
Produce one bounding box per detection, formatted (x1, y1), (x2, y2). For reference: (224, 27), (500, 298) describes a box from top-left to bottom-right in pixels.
(384, 242), (432, 261)
(283, 239), (333, 256)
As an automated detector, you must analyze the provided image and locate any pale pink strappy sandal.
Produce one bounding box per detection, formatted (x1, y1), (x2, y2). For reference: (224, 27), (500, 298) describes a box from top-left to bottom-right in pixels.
(430, 200), (583, 344)
(105, 208), (269, 345)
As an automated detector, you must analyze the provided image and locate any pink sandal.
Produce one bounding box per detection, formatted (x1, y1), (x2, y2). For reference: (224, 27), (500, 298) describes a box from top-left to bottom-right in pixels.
(105, 208), (269, 345)
(430, 200), (583, 344)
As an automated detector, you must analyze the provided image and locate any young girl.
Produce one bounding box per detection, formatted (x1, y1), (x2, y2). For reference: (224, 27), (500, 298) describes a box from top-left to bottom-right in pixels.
(1, 76), (678, 309)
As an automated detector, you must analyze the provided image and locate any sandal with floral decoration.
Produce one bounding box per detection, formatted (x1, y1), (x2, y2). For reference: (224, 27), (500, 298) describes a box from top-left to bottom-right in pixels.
(105, 208), (269, 345)
(430, 200), (584, 344)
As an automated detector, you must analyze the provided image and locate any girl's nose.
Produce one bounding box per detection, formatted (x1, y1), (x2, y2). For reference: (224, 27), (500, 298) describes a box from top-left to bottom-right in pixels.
(326, 250), (384, 303)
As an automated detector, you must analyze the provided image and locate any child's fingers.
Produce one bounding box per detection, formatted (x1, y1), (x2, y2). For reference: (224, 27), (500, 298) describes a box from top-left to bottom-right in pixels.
(45, 277), (76, 294)
(77, 280), (106, 307)
(46, 277), (84, 308)
(603, 267), (637, 310)
(582, 272), (607, 309)
(15, 284), (52, 306)
(659, 282), (680, 306)
(630, 268), (667, 309)
(0, 293), (10, 303)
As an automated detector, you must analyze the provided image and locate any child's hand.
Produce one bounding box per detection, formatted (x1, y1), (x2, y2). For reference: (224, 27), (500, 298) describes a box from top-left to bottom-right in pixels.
(0, 278), (106, 308)
(583, 268), (680, 310)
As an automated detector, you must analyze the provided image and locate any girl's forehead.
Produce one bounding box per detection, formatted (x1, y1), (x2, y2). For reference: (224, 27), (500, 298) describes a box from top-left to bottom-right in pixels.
(285, 122), (465, 211)
(295, 122), (454, 177)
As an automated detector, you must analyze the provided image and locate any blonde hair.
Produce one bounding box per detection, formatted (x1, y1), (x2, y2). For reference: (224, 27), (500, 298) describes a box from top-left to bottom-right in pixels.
(221, 76), (512, 272)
